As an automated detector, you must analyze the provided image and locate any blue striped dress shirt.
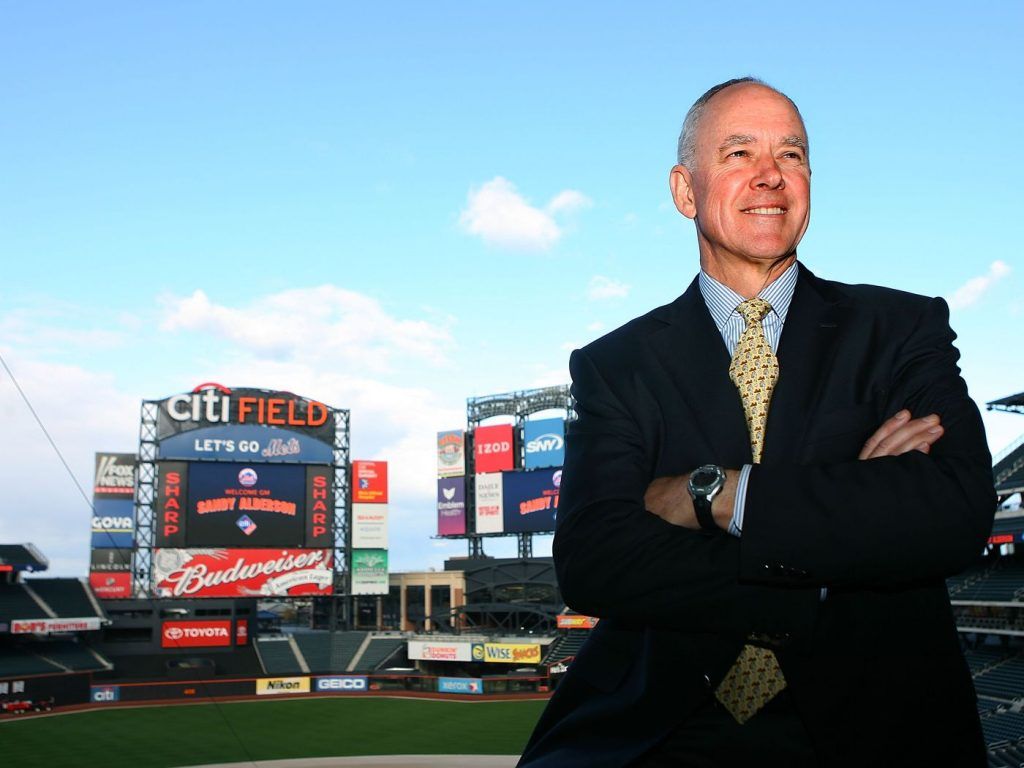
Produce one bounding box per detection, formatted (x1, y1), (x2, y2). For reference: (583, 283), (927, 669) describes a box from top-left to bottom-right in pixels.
(697, 260), (799, 537)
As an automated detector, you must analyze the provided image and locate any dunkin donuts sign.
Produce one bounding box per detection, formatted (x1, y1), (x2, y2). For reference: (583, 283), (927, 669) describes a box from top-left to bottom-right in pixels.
(152, 548), (334, 598)
(161, 620), (232, 648)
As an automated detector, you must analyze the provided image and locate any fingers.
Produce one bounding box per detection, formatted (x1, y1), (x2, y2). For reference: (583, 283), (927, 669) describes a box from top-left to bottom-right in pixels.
(859, 410), (943, 460)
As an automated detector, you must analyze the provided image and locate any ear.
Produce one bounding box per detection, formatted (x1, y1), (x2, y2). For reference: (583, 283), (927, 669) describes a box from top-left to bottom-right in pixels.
(669, 165), (697, 219)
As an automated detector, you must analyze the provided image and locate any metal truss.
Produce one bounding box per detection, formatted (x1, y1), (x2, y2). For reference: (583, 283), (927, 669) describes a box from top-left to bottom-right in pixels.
(133, 400), (160, 598)
(332, 408), (351, 594)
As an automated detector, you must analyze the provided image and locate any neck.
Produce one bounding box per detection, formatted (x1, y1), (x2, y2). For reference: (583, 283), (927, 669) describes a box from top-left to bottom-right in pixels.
(700, 254), (796, 298)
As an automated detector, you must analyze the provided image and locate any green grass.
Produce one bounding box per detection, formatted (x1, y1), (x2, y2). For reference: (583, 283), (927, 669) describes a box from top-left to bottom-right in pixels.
(0, 697), (547, 767)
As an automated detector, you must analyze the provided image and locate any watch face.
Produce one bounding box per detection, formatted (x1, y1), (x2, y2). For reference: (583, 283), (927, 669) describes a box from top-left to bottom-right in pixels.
(690, 465), (724, 494)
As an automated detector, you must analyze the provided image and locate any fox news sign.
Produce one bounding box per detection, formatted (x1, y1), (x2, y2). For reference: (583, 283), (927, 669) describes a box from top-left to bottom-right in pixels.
(523, 418), (565, 469)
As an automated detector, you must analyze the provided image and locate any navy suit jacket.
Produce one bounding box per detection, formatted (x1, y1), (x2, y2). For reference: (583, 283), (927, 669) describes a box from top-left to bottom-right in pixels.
(519, 266), (995, 767)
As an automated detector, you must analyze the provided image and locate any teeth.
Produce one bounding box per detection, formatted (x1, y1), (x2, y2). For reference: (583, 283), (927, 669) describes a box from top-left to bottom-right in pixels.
(744, 207), (785, 214)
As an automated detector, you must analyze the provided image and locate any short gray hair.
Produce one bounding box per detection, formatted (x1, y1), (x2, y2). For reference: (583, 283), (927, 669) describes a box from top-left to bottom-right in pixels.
(676, 77), (808, 169)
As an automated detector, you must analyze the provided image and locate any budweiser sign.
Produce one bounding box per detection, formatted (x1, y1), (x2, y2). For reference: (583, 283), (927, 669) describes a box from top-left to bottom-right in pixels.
(162, 620), (232, 648)
(153, 548), (333, 598)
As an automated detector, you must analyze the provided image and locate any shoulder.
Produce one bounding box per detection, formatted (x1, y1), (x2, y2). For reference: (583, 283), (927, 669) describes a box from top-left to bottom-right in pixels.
(803, 269), (948, 324)
(574, 299), (676, 373)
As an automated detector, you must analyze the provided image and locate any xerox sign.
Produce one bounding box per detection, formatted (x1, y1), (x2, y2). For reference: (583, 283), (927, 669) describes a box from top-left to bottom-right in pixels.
(315, 676), (368, 692)
(523, 417), (565, 469)
(161, 620), (232, 648)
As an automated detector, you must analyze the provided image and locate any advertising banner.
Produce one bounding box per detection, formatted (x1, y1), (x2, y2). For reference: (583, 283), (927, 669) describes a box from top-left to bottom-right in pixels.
(90, 548), (132, 573)
(473, 424), (515, 473)
(438, 677), (483, 695)
(524, 417), (565, 470)
(407, 641), (477, 662)
(256, 677), (310, 696)
(89, 572), (132, 599)
(352, 504), (388, 548)
(315, 676), (368, 692)
(236, 619), (248, 645)
(482, 643), (542, 664)
(350, 549), (388, 595)
(90, 498), (135, 548)
(93, 453), (136, 499)
(152, 549), (333, 598)
(437, 430), (466, 477)
(185, 462), (308, 547)
(556, 614), (599, 629)
(161, 620), (232, 648)
(90, 685), (120, 703)
(304, 465), (334, 548)
(12, 618), (103, 634)
(352, 460), (388, 503)
(156, 461), (189, 547)
(155, 384), (334, 445)
(474, 473), (504, 534)
(158, 423), (333, 463)
(501, 468), (561, 533)
(436, 478), (466, 536)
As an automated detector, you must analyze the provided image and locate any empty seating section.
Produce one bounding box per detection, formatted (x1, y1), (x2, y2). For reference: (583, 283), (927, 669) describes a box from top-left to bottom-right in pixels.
(331, 631), (367, 671)
(293, 633), (331, 673)
(0, 645), (61, 676)
(543, 631), (589, 664)
(0, 583), (48, 621)
(949, 558), (1024, 602)
(354, 637), (404, 671)
(973, 654), (1024, 700)
(983, 713), (1024, 746)
(26, 579), (98, 617)
(988, 739), (1024, 767)
(255, 637), (302, 675)
(34, 640), (109, 671)
(978, 696), (1004, 716)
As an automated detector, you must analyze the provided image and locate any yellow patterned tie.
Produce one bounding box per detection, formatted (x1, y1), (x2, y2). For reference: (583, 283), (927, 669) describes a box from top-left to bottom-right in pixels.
(715, 296), (787, 724)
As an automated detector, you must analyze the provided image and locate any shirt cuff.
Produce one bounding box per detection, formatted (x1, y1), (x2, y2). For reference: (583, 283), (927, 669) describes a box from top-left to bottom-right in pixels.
(727, 465), (752, 537)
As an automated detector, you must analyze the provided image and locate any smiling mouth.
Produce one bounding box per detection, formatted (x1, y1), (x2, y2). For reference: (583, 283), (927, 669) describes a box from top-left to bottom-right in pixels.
(742, 207), (786, 215)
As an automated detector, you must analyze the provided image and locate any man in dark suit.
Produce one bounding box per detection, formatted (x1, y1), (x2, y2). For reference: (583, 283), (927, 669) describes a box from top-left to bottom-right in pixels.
(519, 78), (995, 767)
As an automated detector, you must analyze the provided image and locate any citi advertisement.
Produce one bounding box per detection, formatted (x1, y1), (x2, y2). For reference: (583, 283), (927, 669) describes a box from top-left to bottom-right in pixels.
(523, 417), (565, 470)
(155, 384), (334, 445)
(352, 460), (388, 503)
(90, 498), (135, 548)
(315, 676), (368, 692)
(473, 424), (515, 473)
(257, 677), (310, 696)
(93, 453), (136, 498)
(89, 572), (132, 599)
(483, 643), (542, 664)
(437, 430), (466, 477)
(437, 478), (466, 536)
(350, 549), (388, 595)
(152, 548), (334, 598)
(91, 685), (120, 703)
(501, 469), (561, 533)
(158, 423), (333, 463)
(438, 677), (483, 695)
(474, 473), (504, 534)
(352, 504), (388, 548)
(161, 620), (232, 648)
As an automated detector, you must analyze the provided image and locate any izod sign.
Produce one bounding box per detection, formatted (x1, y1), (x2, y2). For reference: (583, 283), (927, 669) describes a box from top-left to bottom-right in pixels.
(156, 384), (334, 443)
(161, 620), (232, 648)
(473, 424), (515, 473)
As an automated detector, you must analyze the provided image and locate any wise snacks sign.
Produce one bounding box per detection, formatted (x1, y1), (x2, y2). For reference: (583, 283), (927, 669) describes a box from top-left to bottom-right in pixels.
(152, 548), (334, 598)
(161, 620), (232, 648)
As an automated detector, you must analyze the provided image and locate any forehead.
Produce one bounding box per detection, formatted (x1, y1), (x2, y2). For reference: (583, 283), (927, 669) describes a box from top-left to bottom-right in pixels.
(698, 84), (806, 145)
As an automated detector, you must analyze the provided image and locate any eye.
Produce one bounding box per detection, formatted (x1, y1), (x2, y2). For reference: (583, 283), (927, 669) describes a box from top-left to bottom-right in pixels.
(727, 149), (749, 158)
(781, 151), (804, 161)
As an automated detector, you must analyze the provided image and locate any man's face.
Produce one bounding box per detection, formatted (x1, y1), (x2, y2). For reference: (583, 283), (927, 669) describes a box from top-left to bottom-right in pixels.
(671, 84), (811, 271)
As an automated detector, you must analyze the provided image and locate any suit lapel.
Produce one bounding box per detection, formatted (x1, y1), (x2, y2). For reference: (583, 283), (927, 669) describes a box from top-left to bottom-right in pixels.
(649, 278), (752, 466)
(762, 267), (845, 463)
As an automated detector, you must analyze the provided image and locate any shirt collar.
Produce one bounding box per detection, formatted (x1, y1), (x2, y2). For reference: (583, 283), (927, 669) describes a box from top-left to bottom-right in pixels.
(698, 260), (800, 333)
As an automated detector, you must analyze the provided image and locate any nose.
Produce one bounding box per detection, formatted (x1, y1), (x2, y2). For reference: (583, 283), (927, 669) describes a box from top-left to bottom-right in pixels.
(751, 156), (784, 190)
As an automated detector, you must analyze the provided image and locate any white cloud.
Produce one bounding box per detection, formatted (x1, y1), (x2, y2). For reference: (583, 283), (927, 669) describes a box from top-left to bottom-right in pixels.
(947, 261), (1012, 310)
(587, 275), (631, 301)
(587, 321), (605, 332)
(458, 177), (590, 251)
(160, 285), (453, 373)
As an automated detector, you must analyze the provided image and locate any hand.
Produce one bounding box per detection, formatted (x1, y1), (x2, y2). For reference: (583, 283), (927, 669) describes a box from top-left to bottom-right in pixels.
(858, 409), (943, 460)
(645, 470), (738, 530)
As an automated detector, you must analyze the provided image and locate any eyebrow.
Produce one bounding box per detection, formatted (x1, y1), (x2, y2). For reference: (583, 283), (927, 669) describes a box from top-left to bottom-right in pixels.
(718, 134), (808, 153)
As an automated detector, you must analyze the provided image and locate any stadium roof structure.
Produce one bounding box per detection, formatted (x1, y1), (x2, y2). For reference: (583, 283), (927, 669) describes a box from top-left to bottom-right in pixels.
(0, 543), (49, 573)
(987, 392), (1024, 414)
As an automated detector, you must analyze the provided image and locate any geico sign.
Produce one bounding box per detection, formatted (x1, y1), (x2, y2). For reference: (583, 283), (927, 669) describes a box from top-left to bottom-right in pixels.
(92, 516), (133, 531)
(476, 442), (511, 454)
(525, 434), (564, 454)
(316, 677), (367, 692)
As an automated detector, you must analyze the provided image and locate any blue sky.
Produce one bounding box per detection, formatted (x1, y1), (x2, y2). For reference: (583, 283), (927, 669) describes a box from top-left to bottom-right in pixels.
(2, 2), (1022, 576)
